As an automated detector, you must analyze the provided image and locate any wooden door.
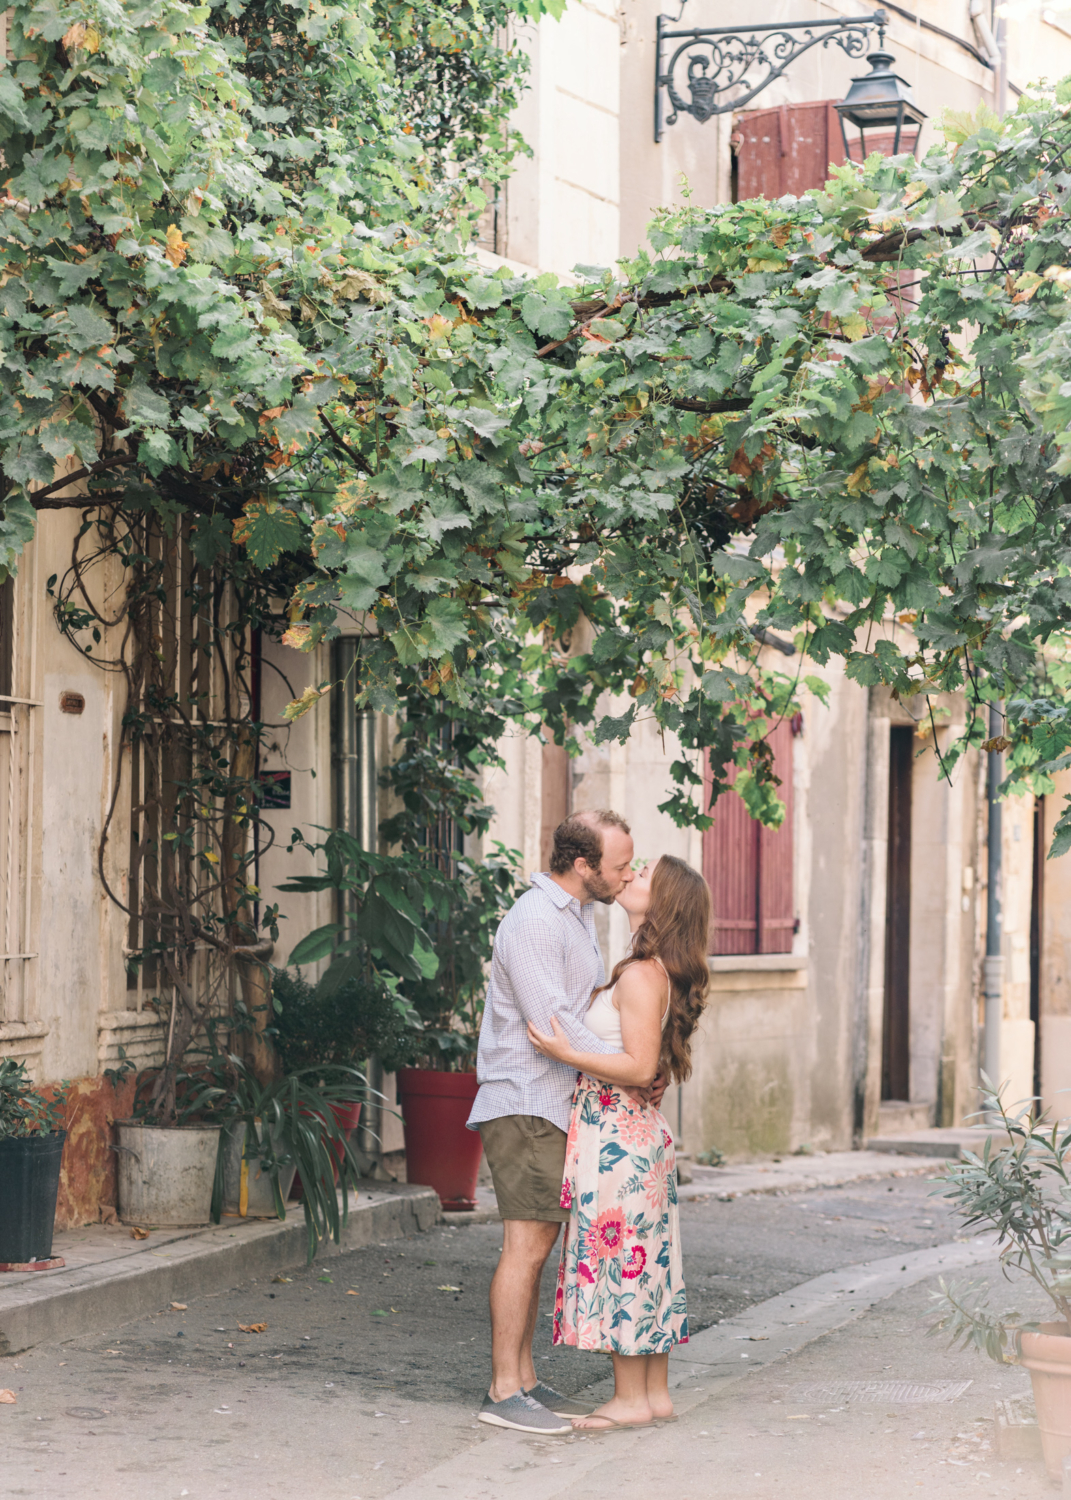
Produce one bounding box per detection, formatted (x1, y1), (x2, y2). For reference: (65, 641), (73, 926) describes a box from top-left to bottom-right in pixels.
(882, 726), (913, 1100)
(1031, 795), (1045, 1103)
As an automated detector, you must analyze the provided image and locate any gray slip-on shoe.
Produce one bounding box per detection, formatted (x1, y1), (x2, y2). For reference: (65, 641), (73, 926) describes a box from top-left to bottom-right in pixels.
(523, 1380), (595, 1417)
(478, 1391), (573, 1434)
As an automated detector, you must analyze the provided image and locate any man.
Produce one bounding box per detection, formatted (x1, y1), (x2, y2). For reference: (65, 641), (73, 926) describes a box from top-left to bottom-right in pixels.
(467, 808), (640, 1434)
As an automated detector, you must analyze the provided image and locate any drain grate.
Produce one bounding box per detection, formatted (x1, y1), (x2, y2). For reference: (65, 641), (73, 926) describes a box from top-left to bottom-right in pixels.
(786, 1380), (973, 1405)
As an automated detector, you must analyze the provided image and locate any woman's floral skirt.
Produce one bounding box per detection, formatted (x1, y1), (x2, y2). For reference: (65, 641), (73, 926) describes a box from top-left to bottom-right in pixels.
(552, 1073), (689, 1356)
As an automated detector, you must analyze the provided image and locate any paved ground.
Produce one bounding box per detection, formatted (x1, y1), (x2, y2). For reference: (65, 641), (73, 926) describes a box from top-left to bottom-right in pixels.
(0, 1173), (1054, 1499)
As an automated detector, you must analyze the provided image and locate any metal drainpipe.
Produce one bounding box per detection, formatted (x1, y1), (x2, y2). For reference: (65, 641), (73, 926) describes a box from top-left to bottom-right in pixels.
(332, 639), (381, 1162)
(995, 7), (1008, 118)
(983, 702), (1005, 1096)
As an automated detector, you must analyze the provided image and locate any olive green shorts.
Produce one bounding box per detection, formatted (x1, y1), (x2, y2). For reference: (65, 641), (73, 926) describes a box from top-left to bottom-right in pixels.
(477, 1114), (569, 1222)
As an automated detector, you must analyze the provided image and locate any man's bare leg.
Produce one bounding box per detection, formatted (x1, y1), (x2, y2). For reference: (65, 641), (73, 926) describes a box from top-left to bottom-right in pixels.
(488, 1219), (561, 1402)
(518, 1267), (544, 1391)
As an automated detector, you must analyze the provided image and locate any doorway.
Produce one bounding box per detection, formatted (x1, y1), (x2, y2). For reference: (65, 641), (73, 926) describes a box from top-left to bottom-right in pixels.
(1031, 795), (1045, 1103)
(882, 726), (913, 1100)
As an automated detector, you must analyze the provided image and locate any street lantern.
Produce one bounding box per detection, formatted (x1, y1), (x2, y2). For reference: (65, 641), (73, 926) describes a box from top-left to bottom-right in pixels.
(834, 47), (927, 161)
(654, 6), (929, 165)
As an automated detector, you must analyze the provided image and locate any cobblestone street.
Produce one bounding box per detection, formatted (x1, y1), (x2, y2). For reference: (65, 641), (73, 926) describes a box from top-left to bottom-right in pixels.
(0, 1175), (1051, 1500)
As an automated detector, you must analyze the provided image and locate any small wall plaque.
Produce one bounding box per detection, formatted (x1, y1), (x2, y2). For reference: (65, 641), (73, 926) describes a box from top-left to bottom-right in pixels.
(59, 692), (85, 715)
(258, 770), (291, 809)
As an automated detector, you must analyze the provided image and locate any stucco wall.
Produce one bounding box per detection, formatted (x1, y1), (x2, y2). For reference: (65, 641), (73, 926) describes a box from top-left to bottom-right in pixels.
(0, 514), (149, 1086)
(1039, 776), (1071, 1121)
(501, 2), (1071, 279)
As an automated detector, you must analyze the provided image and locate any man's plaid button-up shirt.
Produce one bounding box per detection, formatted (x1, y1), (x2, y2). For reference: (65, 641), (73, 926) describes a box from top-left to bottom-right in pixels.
(467, 872), (617, 1134)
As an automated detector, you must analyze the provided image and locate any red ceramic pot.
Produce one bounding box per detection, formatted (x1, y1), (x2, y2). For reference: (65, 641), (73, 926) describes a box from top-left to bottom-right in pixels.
(330, 1101), (363, 1134)
(397, 1069), (482, 1211)
(290, 1101), (362, 1200)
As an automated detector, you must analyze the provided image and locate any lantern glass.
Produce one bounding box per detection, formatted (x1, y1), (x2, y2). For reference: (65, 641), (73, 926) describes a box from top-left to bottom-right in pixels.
(836, 48), (927, 163)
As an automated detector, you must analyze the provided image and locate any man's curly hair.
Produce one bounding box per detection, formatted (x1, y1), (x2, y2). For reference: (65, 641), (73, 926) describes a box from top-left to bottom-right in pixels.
(548, 810), (631, 875)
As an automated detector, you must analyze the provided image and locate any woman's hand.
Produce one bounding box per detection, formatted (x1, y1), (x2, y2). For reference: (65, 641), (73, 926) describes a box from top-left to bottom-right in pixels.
(527, 1015), (577, 1065)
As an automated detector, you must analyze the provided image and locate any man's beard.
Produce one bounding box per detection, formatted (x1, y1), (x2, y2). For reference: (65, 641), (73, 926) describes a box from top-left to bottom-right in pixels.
(581, 869), (617, 905)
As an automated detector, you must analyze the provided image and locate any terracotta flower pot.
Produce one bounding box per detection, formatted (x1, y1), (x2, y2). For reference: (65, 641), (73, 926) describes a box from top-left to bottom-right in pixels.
(1019, 1321), (1071, 1479)
(397, 1069), (482, 1211)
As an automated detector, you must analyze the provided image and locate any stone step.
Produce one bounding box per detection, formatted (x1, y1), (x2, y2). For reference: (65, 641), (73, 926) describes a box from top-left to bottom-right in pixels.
(864, 1126), (1013, 1159)
(877, 1099), (936, 1134)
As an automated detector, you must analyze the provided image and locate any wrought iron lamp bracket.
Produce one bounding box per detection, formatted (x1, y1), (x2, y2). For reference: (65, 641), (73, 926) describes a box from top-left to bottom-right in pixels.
(655, 9), (888, 143)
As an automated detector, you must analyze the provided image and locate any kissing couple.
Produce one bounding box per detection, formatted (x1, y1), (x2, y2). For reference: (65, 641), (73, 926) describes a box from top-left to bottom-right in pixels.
(467, 809), (711, 1433)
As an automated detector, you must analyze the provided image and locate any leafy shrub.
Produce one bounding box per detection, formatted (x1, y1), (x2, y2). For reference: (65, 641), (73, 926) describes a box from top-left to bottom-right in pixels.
(271, 967), (417, 1075)
(0, 1060), (66, 1137)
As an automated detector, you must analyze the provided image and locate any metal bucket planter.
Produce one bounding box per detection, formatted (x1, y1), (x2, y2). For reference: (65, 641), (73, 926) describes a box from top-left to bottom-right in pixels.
(220, 1120), (297, 1217)
(0, 1131), (66, 1267)
(115, 1120), (221, 1228)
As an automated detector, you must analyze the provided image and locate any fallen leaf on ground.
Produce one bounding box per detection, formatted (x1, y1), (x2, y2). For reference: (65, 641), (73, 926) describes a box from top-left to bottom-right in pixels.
(271, 1275), (290, 1284)
(130, 1227), (150, 1240)
(99, 1204), (118, 1225)
(238, 1323), (267, 1334)
(0, 1391), (16, 1404)
(346, 1290), (359, 1295)
(170, 1302), (187, 1311)
(437, 1285), (461, 1292)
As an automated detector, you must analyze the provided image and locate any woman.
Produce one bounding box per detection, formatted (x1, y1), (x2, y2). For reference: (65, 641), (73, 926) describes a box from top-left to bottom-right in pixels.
(527, 854), (711, 1431)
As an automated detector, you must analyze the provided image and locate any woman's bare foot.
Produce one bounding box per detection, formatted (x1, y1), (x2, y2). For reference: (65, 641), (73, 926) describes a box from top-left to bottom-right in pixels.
(571, 1398), (654, 1431)
(648, 1398), (675, 1421)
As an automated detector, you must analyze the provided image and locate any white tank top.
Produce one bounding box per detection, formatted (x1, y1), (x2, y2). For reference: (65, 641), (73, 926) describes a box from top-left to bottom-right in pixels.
(584, 957), (671, 1051)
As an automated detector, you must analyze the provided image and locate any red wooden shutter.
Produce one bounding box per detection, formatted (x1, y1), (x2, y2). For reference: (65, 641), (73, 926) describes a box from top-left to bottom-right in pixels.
(703, 756), (760, 955)
(735, 100), (846, 200)
(758, 718), (795, 954)
(703, 721), (796, 956)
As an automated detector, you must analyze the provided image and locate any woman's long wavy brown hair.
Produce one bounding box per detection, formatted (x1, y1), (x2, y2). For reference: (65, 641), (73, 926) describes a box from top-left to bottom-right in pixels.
(597, 854), (711, 1084)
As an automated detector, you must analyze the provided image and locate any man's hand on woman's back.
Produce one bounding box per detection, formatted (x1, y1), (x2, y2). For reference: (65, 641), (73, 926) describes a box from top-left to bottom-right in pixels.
(630, 1072), (668, 1110)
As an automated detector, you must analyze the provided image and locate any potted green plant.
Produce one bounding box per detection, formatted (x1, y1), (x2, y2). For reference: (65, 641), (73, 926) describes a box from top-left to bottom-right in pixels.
(206, 1053), (375, 1260)
(111, 1063), (229, 1229)
(932, 1079), (1071, 1480)
(382, 844), (521, 1211)
(279, 710), (523, 1211)
(270, 965), (418, 1184)
(379, 721), (523, 1211)
(0, 1060), (68, 1270)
